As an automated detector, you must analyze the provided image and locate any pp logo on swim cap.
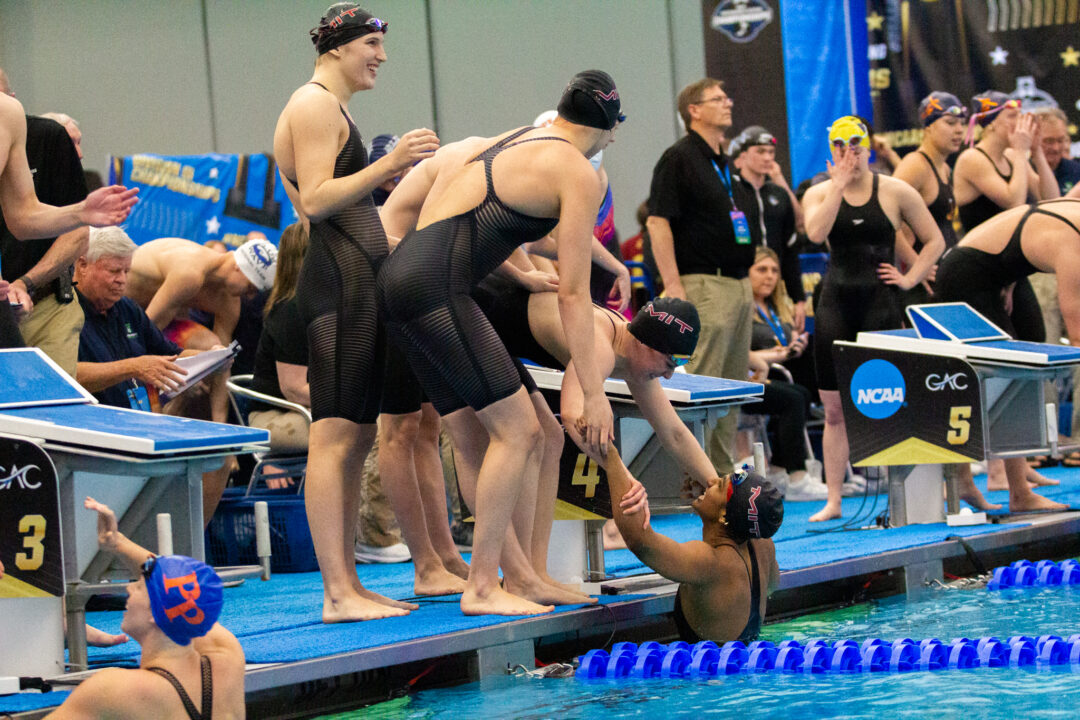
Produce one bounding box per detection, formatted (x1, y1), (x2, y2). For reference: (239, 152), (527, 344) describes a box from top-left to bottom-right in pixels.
(850, 359), (905, 419)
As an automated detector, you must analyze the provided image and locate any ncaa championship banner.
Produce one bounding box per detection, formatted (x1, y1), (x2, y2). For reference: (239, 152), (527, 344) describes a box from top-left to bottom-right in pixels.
(867, 0), (1080, 154)
(108, 152), (297, 248)
(834, 344), (984, 467)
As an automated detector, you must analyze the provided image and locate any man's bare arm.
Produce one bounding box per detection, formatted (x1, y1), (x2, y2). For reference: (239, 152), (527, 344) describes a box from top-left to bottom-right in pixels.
(645, 215), (684, 299)
(14, 227), (88, 291)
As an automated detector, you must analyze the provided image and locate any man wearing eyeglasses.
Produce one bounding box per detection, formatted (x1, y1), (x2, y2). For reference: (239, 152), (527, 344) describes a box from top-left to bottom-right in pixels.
(646, 78), (761, 478)
(730, 126), (806, 333)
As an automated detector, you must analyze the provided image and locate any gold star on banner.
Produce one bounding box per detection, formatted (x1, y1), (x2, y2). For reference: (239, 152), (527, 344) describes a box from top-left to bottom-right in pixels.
(867, 11), (884, 31)
(1069, 124), (1079, 137)
(1062, 46), (1080, 68)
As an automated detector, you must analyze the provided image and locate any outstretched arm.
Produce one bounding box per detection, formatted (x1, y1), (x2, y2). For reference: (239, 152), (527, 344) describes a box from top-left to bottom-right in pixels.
(601, 445), (720, 584)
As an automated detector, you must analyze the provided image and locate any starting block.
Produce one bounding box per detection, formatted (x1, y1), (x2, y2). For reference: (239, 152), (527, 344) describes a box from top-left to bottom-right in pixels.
(835, 303), (1080, 528)
(0, 348), (268, 677)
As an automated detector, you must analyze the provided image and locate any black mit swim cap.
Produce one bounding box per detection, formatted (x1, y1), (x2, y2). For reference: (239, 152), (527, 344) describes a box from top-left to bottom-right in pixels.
(310, 3), (388, 55)
(628, 297), (700, 356)
(557, 70), (625, 131)
(729, 125), (777, 159)
(725, 470), (784, 544)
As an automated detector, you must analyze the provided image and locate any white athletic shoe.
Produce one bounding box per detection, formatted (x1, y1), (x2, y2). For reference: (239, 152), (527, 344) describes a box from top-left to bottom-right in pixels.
(766, 469), (790, 495)
(841, 472), (868, 497)
(783, 471), (830, 501)
(354, 542), (412, 564)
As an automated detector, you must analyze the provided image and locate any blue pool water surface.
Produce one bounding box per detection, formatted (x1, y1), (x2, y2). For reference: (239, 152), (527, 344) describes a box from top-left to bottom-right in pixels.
(322, 585), (1080, 719)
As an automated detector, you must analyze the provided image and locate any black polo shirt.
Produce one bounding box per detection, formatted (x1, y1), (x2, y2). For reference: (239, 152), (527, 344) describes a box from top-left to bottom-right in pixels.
(76, 289), (181, 408)
(735, 175), (805, 302)
(0, 116), (87, 283)
(647, 130), (759, 278)
(249, 297), (308, 412)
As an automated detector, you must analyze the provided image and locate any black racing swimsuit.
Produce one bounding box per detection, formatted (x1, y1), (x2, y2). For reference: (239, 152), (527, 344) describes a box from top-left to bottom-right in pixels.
(376, 128), (566, 415)
(918, 150), (957, 247)
(953, 147), (1043, 341)
(288, 81), (388, 424)
(813, 173), (902, 391)
(936, 199), (1080, 337)
(673, 541), (762, 644)
(146, 655), (213, 720)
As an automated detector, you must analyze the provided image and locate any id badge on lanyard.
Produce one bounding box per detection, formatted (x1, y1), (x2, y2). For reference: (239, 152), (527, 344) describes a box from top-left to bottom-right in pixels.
(712, 160), (752, 245)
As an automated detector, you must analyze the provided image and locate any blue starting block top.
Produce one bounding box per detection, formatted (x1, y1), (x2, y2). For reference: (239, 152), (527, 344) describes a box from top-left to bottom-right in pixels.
(0, 348), (268, 455)
(906, 303), (1010, 343)
(859, 304), (1080, 366)
(525, 364), (763, 404)
(0, 348), (94, 409)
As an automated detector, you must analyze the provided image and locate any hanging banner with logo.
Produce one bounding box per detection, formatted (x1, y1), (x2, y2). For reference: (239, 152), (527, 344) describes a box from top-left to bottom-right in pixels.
(0, 437), (63, 598)
(108, 152), (298, 248)
(835, 344), (983, 467)
(867, 0), (1080, 155)
(701, 0), (873, 186)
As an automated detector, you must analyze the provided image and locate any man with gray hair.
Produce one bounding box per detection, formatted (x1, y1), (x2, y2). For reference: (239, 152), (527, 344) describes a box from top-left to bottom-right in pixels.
(75, 226), (236, 522)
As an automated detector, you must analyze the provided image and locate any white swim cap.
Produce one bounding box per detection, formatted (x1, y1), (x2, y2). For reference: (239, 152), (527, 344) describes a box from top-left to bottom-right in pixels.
(533, 109), (558, 128)
(233, 238), (278, 291)
(589, 149), (604, 171)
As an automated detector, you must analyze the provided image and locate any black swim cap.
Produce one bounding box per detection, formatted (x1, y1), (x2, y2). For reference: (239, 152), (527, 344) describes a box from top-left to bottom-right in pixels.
(628, 297), (700, 357)
(729, 125), (776, 159)
(725, 470), (784, 544)
(310, 3), (387, 55)
(557, 70), (625, 131)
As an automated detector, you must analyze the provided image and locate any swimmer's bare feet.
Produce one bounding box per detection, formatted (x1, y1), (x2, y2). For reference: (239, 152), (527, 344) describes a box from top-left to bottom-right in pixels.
(986, 459), (1009, 491)
(323, 591), (411, 623)
(86, 624), (128, 647)
(958, 487), (1002, 512)
(1025, 467), (1060, 487)
(536, 570), (589, 597)
(441, 554), (471, 581)
(350, 579), (419, 611)
(809, 502), (842, 522)
(1009, 492), (1069, 514)
(461, 585), (554, 616)
(414, 566), (467, 596)
(505, 576), (597, 606)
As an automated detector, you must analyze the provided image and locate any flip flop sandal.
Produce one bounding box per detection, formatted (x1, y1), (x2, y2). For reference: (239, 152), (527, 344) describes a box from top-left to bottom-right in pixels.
(1060, 451), (1080, 468)
(1027, 455), (1057, 469)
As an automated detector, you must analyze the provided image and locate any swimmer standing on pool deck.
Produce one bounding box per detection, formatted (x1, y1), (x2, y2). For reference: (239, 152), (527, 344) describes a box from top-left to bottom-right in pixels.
(273, 3), (440, 623)
(377, 70), (623, 616)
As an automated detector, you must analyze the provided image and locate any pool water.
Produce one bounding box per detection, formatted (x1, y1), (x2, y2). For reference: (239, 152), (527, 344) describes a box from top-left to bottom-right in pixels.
(317, 585), (1080, 719)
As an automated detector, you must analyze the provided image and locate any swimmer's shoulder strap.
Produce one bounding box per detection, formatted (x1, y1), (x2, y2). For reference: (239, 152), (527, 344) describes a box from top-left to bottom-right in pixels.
(146, 655), (213, 720)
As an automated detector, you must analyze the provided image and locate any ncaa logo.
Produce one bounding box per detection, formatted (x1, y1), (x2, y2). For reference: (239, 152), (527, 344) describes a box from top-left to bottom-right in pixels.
(850, 359), (905, 419)
(711, 0), (774, 43)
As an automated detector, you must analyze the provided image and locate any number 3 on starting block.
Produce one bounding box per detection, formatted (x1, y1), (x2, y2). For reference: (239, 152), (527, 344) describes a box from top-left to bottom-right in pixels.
(0, 438), (63, 598)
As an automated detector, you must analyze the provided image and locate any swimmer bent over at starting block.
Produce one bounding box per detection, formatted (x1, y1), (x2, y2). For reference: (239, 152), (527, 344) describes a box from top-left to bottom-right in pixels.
(45, 498), (245, 719)
(600, 443), (782, 644)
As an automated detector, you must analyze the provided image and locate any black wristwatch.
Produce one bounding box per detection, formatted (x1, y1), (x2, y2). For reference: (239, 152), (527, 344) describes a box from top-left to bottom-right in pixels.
(17, 275), (37, 298)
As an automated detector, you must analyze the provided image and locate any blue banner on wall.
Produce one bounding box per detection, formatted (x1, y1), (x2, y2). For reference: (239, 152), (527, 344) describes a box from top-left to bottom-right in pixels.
(779, 0), (872, 186)
(108, 152), (297, 247)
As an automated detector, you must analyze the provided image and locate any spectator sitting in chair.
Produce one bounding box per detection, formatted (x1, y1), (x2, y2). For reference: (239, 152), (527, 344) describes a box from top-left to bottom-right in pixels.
(74, 226), (234, 523)
(743, 246), (824, 501)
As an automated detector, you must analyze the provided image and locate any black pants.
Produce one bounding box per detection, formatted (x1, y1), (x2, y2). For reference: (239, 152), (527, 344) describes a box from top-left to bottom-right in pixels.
(747, 379), (812, 473)
(0, 302), (24, 348)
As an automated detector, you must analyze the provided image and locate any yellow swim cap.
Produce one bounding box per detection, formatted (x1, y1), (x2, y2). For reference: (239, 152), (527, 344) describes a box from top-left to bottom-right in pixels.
(827, 116), (870, 150)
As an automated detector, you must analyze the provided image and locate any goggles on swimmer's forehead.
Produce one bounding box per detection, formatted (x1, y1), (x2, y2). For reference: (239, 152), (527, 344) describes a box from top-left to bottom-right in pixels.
(671, 354), (692, 367)
(725, 469), (749, 501)
(140, 555), (159, 581)
(310, 16), (388, 43)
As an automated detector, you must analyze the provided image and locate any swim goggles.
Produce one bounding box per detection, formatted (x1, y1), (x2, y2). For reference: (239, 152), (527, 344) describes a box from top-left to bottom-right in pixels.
(671, 354), (692, 367)
(831, 135), (867, 148)
(140, 555), (159, 581)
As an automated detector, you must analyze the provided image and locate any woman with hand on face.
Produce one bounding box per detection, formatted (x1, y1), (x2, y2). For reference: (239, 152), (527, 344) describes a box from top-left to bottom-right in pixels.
(802, 116), (945, 522)
(745, 246), (823, 501)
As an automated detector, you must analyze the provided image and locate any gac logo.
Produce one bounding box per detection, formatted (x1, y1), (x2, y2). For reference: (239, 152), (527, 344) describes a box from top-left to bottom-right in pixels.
(925, 372), (968, 391)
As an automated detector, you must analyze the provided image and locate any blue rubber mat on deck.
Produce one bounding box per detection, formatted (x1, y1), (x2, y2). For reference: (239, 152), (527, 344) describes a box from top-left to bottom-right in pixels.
(0, 691), (71, 713)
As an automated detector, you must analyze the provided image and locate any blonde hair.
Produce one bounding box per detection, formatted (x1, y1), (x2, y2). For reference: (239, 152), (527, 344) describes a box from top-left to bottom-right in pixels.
(752, 246), (794, 326)
(264, 223), (309, 317)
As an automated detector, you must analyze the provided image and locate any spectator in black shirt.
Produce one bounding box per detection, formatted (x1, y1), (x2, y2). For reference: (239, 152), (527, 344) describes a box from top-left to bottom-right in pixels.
(730, 125), (807, 332)
(646, 78), (760, 475)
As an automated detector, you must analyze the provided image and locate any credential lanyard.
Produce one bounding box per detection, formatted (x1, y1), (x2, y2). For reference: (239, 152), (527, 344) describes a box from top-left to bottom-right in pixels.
(710, 159), (739, 211)
(757, 304), (787, 347)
